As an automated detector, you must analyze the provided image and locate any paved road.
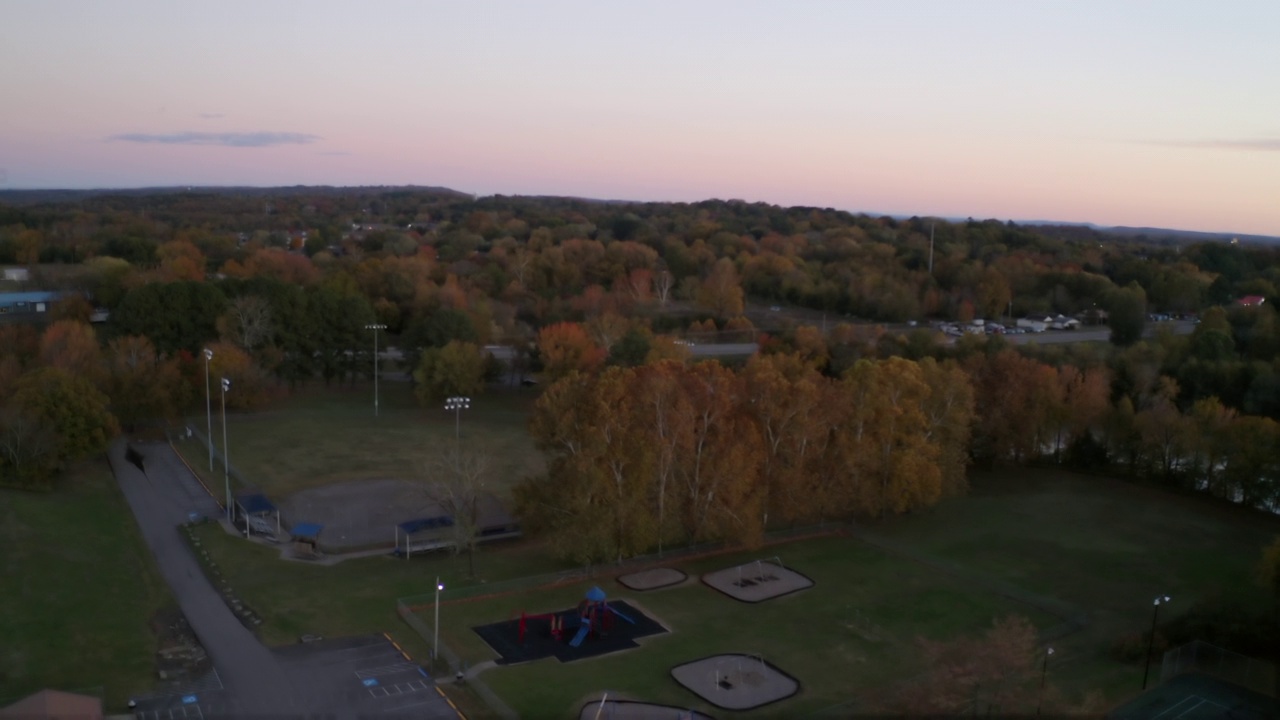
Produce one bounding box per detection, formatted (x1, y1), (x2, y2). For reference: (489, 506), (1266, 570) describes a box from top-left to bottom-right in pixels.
(110, 440), (306, 718)
(110, 440), (459, 719)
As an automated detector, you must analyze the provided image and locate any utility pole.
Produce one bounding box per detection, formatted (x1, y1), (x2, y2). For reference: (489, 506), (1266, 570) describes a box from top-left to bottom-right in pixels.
(929, 223), (935, 276)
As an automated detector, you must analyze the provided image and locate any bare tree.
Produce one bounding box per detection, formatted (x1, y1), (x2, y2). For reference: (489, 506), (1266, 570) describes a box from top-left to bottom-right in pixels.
(655, 269), (675, 307)
(418, 442), (490, 577)
(0, 409), (58, 488)
(225, 295), (275, 350)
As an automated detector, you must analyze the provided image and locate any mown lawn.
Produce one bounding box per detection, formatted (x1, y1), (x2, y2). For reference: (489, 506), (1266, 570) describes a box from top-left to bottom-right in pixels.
(0, 463), (170, 711)
(870, 467), (1280, 704)
(178, 382), (544, 500)
(417, 536), (1061, 718)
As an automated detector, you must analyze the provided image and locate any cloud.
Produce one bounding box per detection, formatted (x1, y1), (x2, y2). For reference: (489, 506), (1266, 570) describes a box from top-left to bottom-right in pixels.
(107, 131), (320, 147)
(1151, 138), (1280, 152)
(198, 113), (225, 120)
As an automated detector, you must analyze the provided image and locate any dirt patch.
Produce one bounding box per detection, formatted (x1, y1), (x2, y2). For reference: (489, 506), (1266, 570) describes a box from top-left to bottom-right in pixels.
(617, 567), (687, 591)
(670, 654), (798, 711)
(151, 606), (210, 684)
(701, 560), (813, 603)
(280, 478), (513, 551)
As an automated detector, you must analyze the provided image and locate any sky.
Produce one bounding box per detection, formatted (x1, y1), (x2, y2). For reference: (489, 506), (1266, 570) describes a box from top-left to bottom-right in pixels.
(1, 1), (1277, 235)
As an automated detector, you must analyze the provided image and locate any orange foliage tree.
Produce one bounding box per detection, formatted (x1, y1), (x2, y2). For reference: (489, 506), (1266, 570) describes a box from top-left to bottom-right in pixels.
(537, 322), (606, 381)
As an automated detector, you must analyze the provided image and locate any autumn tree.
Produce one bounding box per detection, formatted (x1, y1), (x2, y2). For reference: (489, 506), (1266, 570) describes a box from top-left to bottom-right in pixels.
(12, 367), (118, 470)
(413, 340), (487, 406)
(537, 322), (606, 381)
(888, 616), (1041, 716)
(39, 320), (103, 385)
(104, 335), (186, 430)
(695, 258), (744, 319)
(0, 407), (58, 489)
(157, 240), (207, 281)
(204, 341), (274, 411)
(741, 354), (828, 525)
(918, 358), (976, 497)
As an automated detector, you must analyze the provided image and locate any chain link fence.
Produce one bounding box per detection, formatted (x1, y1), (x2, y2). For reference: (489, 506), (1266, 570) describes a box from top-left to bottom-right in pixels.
(1161, 640), (1277, 696)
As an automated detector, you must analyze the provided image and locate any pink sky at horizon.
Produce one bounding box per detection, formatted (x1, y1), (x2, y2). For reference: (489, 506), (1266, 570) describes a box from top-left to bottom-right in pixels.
(2, 1), (1277, 235)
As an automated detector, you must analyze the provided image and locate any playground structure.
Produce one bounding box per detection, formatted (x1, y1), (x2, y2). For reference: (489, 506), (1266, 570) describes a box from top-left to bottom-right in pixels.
(519, 586), (636, 649)
(670, 653), (799, 711)
(472, 590), (667, 665)
(701, 557), (814, 603)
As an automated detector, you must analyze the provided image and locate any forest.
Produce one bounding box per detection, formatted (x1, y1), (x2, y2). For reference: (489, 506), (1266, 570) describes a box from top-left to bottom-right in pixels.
(2, 187), (1280, 549)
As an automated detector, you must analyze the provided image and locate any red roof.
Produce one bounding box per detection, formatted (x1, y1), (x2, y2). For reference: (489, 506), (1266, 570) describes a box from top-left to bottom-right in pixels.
(1236, 295), (1266, 306)
(0, 689), (103, 720)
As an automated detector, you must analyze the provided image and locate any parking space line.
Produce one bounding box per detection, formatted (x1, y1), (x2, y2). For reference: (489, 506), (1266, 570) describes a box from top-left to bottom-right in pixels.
(356, 662), (419, 678)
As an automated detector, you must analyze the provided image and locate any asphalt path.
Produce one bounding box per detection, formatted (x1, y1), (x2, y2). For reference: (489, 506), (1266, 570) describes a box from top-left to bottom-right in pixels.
(110, 439), (306, 718)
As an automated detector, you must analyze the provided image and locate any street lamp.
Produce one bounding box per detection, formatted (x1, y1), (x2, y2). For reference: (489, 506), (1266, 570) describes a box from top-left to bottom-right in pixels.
(365, 324), (386, 417)
(220, 377), (232, 523)
(445, 396), (470, 442)
(1037, 646), (1054, 716)
(1142, 595), (1171, 690)
(434, 577), (445, 662)
(203, 349), (213, 471)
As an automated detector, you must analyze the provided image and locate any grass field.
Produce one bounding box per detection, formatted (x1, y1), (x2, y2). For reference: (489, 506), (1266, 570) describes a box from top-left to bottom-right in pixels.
(416, 536), (1061, 717)
(178, 382), (544, 500)
(870, 468), (1280, 703)
(0, 463), (170, 710)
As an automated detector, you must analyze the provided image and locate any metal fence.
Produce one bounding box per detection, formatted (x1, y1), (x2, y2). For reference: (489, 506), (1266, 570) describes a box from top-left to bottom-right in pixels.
(1161, 640), (1277, 696)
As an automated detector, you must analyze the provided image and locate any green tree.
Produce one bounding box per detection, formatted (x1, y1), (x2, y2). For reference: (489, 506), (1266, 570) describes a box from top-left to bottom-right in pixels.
(1106, 282), (1147, 346)
(413, 341), (486, 405)
(13, 367), (118, 468)
(112, 281), (227, 354)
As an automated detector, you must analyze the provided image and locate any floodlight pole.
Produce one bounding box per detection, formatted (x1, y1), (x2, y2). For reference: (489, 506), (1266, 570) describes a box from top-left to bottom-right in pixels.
(365, 324), (386, 417)
(434, 577), (444, 662)
(1037, 646), (1053, 716)
(220, 378), (231, 523)
(204, 349), (213, 471)
(445, 396), (470, 442)
(1142, 595), (1171, 690)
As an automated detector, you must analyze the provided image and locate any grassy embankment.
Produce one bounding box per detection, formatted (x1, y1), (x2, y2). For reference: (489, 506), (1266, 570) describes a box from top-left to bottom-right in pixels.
(0, 463), (170, 711)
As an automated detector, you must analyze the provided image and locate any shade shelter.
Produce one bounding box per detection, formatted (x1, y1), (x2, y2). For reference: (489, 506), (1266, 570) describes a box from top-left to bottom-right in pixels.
(233, 491), (281, 538)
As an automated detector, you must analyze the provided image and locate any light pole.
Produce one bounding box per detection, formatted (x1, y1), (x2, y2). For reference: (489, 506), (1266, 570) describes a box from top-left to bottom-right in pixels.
(204, 349), (213, 471)
(445, 396), (470, 442)
(220, 377), (232, 523)
(1142, 595), (1171, 690)
(434, 577), (445, 662)
(365, 324), (386, 417)
(1037, 646), (1054, 716)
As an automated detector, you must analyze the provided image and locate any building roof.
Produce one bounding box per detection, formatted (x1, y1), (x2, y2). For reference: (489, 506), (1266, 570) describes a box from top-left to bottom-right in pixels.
(0, 689), (103, 720)
(0, 291), (66, 304)
(1236, 295), (1266, 306)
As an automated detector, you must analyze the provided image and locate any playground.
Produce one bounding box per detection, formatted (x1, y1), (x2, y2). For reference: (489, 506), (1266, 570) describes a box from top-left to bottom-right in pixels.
(700, 558), (813, 602)
(617, 568), (687, 591)
(473, 587), (668, 664)
(670, 654), (799, 711)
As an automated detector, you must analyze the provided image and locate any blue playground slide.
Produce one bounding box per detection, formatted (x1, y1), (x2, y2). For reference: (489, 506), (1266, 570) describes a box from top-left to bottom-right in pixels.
(605, 605), (636, 624)
(568, 618), (591, 647)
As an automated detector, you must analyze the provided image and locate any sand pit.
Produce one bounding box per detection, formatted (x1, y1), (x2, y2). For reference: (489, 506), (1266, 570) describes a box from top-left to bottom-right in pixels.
(577, 699), (715, 719)
(618, 567), (687, 591)
(671, 654), (798, 711)
(701, 560), (813, 603)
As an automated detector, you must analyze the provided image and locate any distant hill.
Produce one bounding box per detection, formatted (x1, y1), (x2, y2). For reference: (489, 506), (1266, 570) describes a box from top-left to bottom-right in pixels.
(0, 185), (473, 206)
(1020, 220), (1279, 245)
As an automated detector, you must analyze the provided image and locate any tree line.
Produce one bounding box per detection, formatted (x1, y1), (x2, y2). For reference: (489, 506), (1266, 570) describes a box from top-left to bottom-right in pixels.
(514, 354), (973, 563)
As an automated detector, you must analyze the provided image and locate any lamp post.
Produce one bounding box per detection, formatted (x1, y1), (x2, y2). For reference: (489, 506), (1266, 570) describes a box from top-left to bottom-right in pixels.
(1037, 646), (1054, 716)
(1142, 595), (1171, 690)
(365, 324), (386, 417)
(220, 377), (232, 523)
(445, 396), (470, 442)
(434, 577), (445, 662)
(204, 349), (213, 471)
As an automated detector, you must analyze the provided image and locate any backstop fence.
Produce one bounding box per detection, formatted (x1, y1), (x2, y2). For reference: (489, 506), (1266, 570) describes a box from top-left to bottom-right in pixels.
(1160, 640), (1277, 696)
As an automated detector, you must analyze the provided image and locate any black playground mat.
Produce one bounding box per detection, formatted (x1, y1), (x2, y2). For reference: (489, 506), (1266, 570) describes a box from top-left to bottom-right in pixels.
(473, 600), (667, 665)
